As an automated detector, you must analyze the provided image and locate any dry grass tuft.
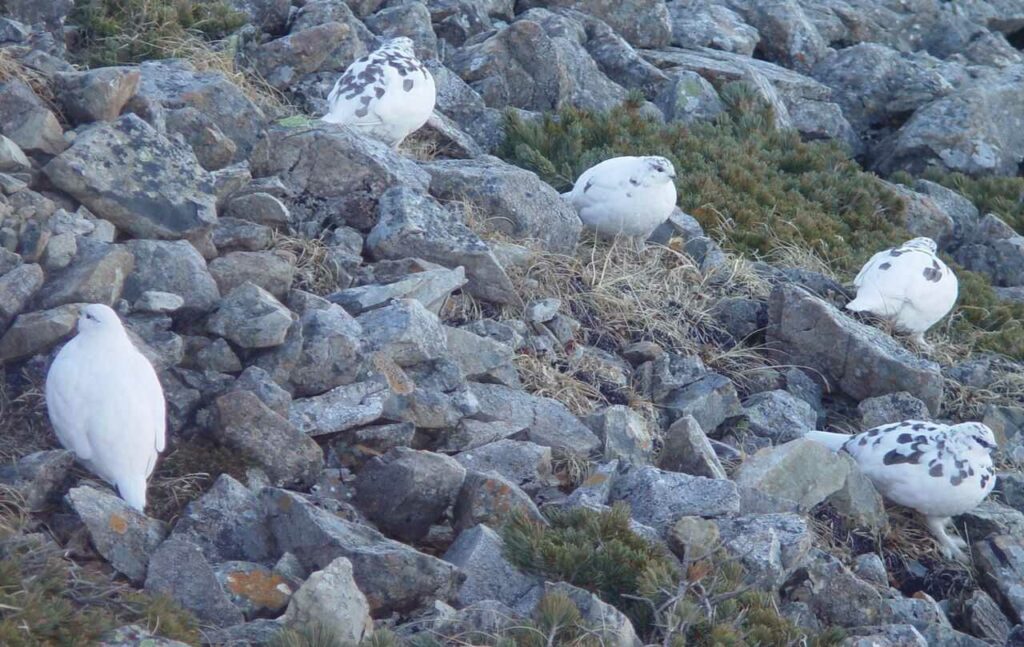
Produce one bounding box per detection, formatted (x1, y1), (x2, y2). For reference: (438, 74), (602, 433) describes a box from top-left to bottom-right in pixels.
(0, 50), (61, 119)
(272, 231), (345, 296)
(0, 370), (55, 463)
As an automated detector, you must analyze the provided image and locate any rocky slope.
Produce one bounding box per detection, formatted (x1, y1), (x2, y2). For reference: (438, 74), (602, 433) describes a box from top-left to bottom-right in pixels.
(2, 0), (1024, 645)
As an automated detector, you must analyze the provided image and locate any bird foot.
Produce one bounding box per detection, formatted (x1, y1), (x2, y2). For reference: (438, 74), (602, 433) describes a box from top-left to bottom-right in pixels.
(925, 516), (969, 563)
(910, 333), (934, 353)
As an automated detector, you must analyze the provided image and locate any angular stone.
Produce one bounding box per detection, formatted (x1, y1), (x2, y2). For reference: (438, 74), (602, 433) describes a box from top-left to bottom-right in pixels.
(209, 250), (295, 299)
(169, 474), (274, 563)
(0, 303), (80, 362)
(453, 439), (554, 496)
(516, 0), (670, 48)
(0, 79), (65, 155)
(0, 450), (73, 511)
(137, 59), (265, 161)
(354, 447), (466, 542)
(654, 69), (725, 123)
(786, 549), (887, 627)
(43, 115), (217, 239)
(55, 67), (141, 125)
(454, 469), (544, 532)
(368, 188), (517, 304)
(742, 390), (816, 443)
(250, 124), (429, 232)
(667, 1), (759, 55)
(289, 379), (389, 436)
(443, 524), (542, 614)
(66, 486), (166, 585)
(766, 284), (944, 414)
(585, 405), (655, 465)
(661, 372), (742, 433)
(212, 217), (273, 252)
(212, 390), (324, 489)
(356, 298), (448, 366)
(251, 22), (352, 90)
(829, 454), (889, 531)
(331, 266), (467, 316)
(734, 439), (850, 513)
(610, 464), (740, 534)
(225, 191), (291, 229)
(470, 383), (600, 456)
(0, 262), (43, 329)
(857, 392), (932, 429)
(668, 515), (720, 561)
(215, 560), (296, 620)
(144, 538), (244, 628)
(282, 557), (372, 643)
(658, 414), (727, 479)
(35, 242), (133, 309)
(124, 240), (221, 315)
(263, 487), (465, 616)
(208, 282), (293, 349)
(445, 326), (520, 387)
(716, 513), (813, 586)
(542, 581), (642, 647)
(98, 625), (192, 647)
(422, 157), (581, 253)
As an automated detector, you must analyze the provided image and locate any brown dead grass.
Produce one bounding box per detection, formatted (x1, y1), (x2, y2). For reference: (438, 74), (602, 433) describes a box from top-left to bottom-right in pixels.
(271, 231), (344, 296)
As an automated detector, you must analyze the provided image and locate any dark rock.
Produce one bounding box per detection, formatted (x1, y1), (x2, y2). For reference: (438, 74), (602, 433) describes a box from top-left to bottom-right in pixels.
(442, 524), (542, 613)
(169, 474), (274, 563)
(144, 538), (244, 628)
(609, 464), (740, 533)
(124, 240), (221, 315)
(55, 67), (141, 125)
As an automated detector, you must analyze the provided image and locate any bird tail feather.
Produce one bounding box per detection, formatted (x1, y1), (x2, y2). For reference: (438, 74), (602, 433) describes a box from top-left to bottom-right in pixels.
(804, 430), (850, 452)
(117, 475), (148, 513)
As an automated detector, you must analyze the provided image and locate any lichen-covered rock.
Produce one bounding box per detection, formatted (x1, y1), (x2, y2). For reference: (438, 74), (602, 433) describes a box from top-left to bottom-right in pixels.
(44, 115), (217, 239)
(208, 250), (296, 299)
(857, 392), (931, 429)
(453, 439), (554, 495)
(542, 581), (643, 647)
(443, 524), (542, 613)
(124, 240), (221, 315)
(0, 79), (66, 155)
(610, 464), (740, 533)
(214, 560), (296, 620)
(207, 282), (293, 349)
(250, 22), (352, 90)
(585, 405), (655, 465)
(666, 1), (758, 55)
(0, 262), (43, 329)
(34, 242), (133, 309)
(453, 470), (545, 532)
(734, 439), (850, 512)
(0, 303), (80, 362)
(356, 297), (448, 366)
(742, 390), (816, 443)
(470, 383), (601, 456)
(66, 486), (167, 585)
(716, 513), (813, 586)
(515, 0), (671, 48)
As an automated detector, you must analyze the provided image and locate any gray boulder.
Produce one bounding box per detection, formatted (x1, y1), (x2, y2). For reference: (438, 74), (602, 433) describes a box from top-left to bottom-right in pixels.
(515, 0), (671, 48)
(443, 524), (542, 613)
(543, 581), (642, 647)
(453, 469), (545, 532)
(44, 115), (217, 239)
(742, 390), (816, 444)
(766, 284), (944, 414)
(250, 124), (429, 233)
(733, 439), (850, 512)
(124, 240), (221, 315)
(282, 557), (372, 643)
(208, 250), (296, 299)
(666, 1), (758, 55)
(367, 188), (517, 304)
(0, 262), (43, 329)
(422, 157), (581, 254)
(453, 439), (554, 495)
(66, 486), (166, 585)
(34, 242), (133, 310)
(144, 539), (244, 628)
(0, 303), (80, 363)
(211, 390), (324, 489)
(0, 79), (66, 156)
(207, 282), (293, 349)
(874, 64), (1024, 177)
(262, 487), (465, 615)
(716, 513), (813, 586)
(55, 67), (140, 126)
(289, 379), (389, 436)
(356, 297), (448, 366)
(470, 383), (601, 456)
(857, 392), (931, 429)
(609, 464), (740, 534)
(354, 447), (467, 542)
(169, 474), (275, 563)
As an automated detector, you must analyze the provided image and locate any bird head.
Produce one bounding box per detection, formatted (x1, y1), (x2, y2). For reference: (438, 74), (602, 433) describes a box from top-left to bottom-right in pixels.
(903, 237), (938, 254)
(77, 303), (127, 337)
(952, 421), (998, 453)
(384, 37), (417, 57)
(643, 156), (677, 183)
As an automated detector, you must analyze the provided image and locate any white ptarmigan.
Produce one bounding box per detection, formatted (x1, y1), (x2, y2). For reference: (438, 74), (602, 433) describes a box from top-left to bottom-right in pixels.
(321, 37), (436, 148)
(45, 304), (166, 512)
(845, 237), (958, 349)
(806, 420), (997, 560)
(562, 156), (677, 250)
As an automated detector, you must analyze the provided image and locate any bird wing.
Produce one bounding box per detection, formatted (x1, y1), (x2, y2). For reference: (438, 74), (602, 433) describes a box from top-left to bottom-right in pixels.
(128, 348), (166, 455)
(570, 158), (644, 205)
(325, 54), (384, 124)
(45, 341), (96, 461)
(853, 249), (890, 288)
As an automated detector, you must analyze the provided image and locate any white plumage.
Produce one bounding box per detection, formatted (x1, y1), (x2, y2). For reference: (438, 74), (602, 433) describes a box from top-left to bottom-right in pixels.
(562, 156), (677, 250)
(806, 420), (996, 560)
(45, 304), (166, 512)
(322, 37), (436, 148)
(845, 237), (957, 348)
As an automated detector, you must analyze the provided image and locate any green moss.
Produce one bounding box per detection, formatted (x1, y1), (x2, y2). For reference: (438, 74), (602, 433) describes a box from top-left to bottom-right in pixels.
(893, 169), (1024, 233)
(499, 84), (906, 274)
(949, 269), (1024, 359)
(0, 526), (200, 645)
(68, 0), (246, 66)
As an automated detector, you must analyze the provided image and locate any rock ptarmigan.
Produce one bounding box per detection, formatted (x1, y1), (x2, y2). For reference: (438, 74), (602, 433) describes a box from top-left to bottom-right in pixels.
(321, 37), (436, 148)
(845, 237), (957, 349)
(806, 420), (997, 560)
(45, 304), (166, 512)
(562, 156), (677, 251)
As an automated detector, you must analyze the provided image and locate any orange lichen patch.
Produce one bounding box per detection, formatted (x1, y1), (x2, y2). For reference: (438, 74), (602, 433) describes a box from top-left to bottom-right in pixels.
(225, 569), (292, 610)
(108, 514), (129, 534)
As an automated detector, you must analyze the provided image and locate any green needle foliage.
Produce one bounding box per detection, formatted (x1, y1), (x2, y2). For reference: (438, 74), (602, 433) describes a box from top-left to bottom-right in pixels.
(499, 84), (907, 274)
(69, 0), (246, 66)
